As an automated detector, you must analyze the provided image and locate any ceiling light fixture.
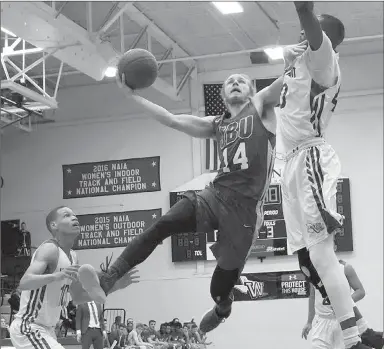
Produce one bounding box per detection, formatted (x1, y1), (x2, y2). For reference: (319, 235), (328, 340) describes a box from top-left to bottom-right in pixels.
(264, 47), (284, 60)
(212, 2), (244, 15)
(104, 66), (117, 78)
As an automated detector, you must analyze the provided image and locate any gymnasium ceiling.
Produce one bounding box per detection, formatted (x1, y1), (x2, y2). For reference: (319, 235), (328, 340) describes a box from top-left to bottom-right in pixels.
(1, 1), (383, 93)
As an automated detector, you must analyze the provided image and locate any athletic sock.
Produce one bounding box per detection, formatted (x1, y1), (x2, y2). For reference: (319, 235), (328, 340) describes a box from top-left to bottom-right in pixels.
(353, 306), (369, 334)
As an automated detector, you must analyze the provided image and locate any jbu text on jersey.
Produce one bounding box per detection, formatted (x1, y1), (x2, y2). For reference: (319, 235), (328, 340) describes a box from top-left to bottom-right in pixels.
(218, 115), (254, 149)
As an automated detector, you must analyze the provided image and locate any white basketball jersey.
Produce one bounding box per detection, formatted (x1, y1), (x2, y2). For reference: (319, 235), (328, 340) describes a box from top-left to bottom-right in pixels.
(315, 262), (352, 317)
(15, 240), (76, 329)
(278, 49), (341, 153)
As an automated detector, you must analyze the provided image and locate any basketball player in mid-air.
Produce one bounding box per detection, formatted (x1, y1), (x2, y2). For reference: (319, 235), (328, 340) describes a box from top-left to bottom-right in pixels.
(278, 2), (380, 348)
(302, 240), (383, 349)
(10, 206), (138, 349)
(77, 47), (309, 332)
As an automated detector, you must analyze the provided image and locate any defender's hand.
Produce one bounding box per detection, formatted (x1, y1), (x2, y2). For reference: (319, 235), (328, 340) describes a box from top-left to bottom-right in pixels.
(283, 42), (308, 69)
(54, 265), (80, 282)
(116, 73), (134, 96)
(115, 268), (140, 289)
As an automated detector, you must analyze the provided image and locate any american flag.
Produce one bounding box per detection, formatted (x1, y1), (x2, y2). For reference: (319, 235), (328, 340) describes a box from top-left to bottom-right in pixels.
(203, 83), (225, 172)
(203, 78), (278, 172)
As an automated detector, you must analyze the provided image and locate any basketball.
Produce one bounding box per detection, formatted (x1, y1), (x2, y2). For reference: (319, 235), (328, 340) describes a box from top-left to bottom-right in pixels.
(117, 48), (158, 90)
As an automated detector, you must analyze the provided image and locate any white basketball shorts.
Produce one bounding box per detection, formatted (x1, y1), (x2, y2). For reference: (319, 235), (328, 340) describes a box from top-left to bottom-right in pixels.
(311, 315), (344, 349)
(281, 139), (344, 253)
(10, 318), (64, 349)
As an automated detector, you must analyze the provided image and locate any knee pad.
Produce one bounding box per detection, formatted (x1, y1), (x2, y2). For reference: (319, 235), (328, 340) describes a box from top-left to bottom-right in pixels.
(298, 248), (329, 297)
(210, 265), (239, 305)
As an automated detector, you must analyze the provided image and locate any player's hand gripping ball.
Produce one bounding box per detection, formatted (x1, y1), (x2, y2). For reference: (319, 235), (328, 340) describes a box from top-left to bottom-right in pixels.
(117, 48), (158, 90)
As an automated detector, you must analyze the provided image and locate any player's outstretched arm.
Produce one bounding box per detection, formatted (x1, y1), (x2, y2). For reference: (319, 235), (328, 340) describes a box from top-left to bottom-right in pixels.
(294, 2), (339, 87)
(294, 2), (322, 50)
(117, 74), (215, 139)
(19, 242), (79, 290)
(344, 264), (366, 303)
(257, 76), (284, 107)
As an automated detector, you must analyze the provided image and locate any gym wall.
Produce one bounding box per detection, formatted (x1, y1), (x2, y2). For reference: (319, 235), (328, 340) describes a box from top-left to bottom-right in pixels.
(1, 51), (382, 349)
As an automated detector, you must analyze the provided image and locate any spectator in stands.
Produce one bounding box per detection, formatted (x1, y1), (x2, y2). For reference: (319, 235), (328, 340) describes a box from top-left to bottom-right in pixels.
(109, 324), (127, 349)
(17, 222), (31, 256)
(166, 323), (185, 349)
(111, 316), (122, 333)
(144, 320), (169, 348)
(158, 324), (168, 342)
(127, 321), (134, 335)
(1, 317), (10, 339)
(127, 323), (153, 348)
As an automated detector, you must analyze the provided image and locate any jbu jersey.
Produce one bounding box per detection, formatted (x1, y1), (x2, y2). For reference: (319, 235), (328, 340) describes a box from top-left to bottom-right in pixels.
(213, 101), (276, 201)
(15, 240), (76, 329)
(278, 51), (341, 153)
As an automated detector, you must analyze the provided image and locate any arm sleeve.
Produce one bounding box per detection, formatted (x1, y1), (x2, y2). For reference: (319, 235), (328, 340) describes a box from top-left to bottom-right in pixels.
(304, 31), (339, 88)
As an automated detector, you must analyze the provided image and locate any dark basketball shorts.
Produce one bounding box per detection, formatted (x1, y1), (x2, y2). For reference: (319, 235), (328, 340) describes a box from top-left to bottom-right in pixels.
(183, 184), (263, 270)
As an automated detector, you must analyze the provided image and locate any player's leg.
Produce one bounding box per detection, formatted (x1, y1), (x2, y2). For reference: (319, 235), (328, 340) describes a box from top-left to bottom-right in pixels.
(79, 190), (213, 302)
(199, 194), (259, 333)
(331, 319), (345, 349)
(302, 145), (362, 348)
(298, 247), (330, 303)
(10, 320), (66, 349)
(282, 156), (331, 298)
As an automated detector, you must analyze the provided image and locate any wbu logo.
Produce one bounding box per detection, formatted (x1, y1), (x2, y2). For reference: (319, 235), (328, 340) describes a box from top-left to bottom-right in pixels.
(235, 276), (265, 300)
(245, 280), (264, 299)
(306, 222), (325, 234)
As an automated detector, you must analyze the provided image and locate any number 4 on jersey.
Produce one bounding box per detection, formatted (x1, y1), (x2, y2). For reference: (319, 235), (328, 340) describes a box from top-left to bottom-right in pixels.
(222, 142), (249, 172)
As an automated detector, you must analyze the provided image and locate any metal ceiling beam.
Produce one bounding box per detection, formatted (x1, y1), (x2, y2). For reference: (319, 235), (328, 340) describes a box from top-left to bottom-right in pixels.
(122, 3), (196, 75)
(158, 34), (384, 63)
(27, 34), (383, 80)
(0, 107), (31, 130)
(98, 2), (129, 36)
(55, 1), (69, 19)
(86, 2), (93, 33)
(158, 47), (173, 71)
(129, 25), (148, 50)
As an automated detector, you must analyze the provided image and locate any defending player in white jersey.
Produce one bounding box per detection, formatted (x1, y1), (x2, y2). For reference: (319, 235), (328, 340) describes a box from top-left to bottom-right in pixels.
(302, 249), (383, 349)
(278, 2), (378, 349)
(10, 206), (139, 349)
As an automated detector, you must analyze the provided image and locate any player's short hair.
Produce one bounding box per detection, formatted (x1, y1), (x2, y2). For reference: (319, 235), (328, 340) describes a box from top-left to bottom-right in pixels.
(149, 320), (156, 324)
(136, 323), (144, 330)
(45, 206), (66, 233)
(220, 74), (255, 104)
(319, 14), (345, 48)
